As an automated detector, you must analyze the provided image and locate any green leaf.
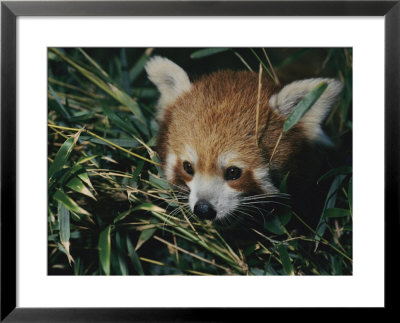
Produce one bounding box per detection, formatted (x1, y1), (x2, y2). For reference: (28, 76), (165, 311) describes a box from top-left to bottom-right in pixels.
(348, 178), (353, 214)
(190, 48), (230, 59)
(115, 232), (129, 276)
(101, 104), (139, 136)
(317, 166), (352, 184)
(117, 254), (128, 276)
(77, 155), (99, 165)
(56, 242), (69, 257)
(126, 236), (144, 275)
(48, 132), (81, 180)
(132, 202), (165, 213)
(114, 203), (164, 224)
(89, 137), (140, 148)
(279, 209), (292, 226)
(279, 172), (290, 193)
(68, 110), (95, 122)
(136, 227), (157, 251)
(283, 82), (328, 132)
(113, 208), (135, 224)
(58, 201), (70, 243)
(314, 174), (346, 246)
(323, 208), (350, 218)
(264, 216), (285, 235)
(76, 170), (96, 192)
(277, 245), (294, 275)
(48, 85), (71, 119)
(78, 48), (110, 79)
(73, 258), (82, 275)
(131, 87), (158, 99)
(53, 189), (90, 216)
(275, 49), (310, 70)
(131, 160), (145, 183)
(149, 173), (170, 190)
(66, 176), (96, 200)
(250, 268), (265, 276)
(50, 48), (146, 126)
(243, 244), (258, 257)
(129, 48), (154, 83)
(98, 226), (112, 275)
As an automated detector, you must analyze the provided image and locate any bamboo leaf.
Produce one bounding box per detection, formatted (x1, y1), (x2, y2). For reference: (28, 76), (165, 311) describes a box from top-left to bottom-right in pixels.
(348, 178), (353, 214)
(275, 48), (310, 70)
(58, 202), (70, 243)
(131, 202), (165, 213)
(136, 227), (157, 251)
(77, 155), (99, 165)
(114, 203), (164, 224)
(48, 85), (71, 119)
(78, 48), (110, 79)
(50, 48), (147, 126)
(100, 104), (139, 136)
(115, 232), (129, 275)
(317, 166), (352, 184)
(76, 169), (96, 192)
(279, 172), (290, 193)
(87, 138), (140, 148)
(264, 216), (285, 235)
(277, 245), (294, 275)
(66, 176), (96, 200)
(126, 236), (144, 275)
(323, 208), (350, 218)
(190, 48), (230, 59)
(131, 160), (145, 183)
(113, 208), (135, 224)
(283, 82), (328, 132)
(149, 173), (171, 190)
(98, 226), (112, 275)
(314, 174), (346, 248)
(57, 202), (74, 264)
(53, 189), (90, 216)
(48, 131), (81, 180)
(73, 258), (82, 275)
(129, 48), (154, 83)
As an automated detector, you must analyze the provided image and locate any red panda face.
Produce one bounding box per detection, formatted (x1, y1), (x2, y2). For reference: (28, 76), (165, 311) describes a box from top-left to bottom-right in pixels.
(145, 56), (343, 222)
(165, 145), (279, 221)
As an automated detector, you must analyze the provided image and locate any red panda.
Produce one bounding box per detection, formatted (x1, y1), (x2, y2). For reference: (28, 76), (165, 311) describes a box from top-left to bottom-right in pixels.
(145, 56), (343, 223)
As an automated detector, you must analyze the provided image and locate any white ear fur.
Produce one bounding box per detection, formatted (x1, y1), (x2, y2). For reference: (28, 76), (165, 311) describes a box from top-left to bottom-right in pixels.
(145, 56), (192, 120)
(269, 78), (343, 145)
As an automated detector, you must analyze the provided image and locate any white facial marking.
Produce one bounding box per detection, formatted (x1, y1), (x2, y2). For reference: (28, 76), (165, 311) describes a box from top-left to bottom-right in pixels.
(187, 174), (240, 220)
(165, 152), (177, 181)
(181, 145), (198, 166)
(217, 152), (243, 169)
(253, 167), (279, 193)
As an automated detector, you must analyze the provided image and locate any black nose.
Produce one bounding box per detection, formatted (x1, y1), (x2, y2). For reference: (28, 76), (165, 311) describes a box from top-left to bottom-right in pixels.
(193, 199), (217, 220)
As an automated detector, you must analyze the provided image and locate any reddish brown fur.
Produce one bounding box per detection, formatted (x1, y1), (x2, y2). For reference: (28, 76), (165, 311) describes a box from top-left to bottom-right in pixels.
(156, 70), (311, 191)
(172, 157), (193, 185)
(227, 169), (264, 195)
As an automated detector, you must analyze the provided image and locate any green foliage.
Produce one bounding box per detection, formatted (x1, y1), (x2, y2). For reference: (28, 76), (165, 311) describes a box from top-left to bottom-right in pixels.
(190, 48), (230, 59)
(48, 47), (352, 275)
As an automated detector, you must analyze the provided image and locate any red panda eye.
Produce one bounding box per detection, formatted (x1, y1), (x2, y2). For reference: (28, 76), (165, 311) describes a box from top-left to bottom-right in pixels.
(224, 166), (242, 181)
(183, 161), (194, 176)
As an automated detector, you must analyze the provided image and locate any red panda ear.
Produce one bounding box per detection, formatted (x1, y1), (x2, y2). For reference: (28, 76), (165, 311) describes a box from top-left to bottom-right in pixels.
(269, 78), (343, 145)
(145, 56), (192, 120)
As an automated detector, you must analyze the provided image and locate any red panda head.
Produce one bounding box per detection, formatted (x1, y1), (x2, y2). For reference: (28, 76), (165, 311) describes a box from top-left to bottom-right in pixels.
(145, 56), (343, 222)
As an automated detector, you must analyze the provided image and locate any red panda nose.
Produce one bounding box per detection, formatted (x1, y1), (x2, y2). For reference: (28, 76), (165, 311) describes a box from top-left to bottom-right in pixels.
(194, 199), (217, 220)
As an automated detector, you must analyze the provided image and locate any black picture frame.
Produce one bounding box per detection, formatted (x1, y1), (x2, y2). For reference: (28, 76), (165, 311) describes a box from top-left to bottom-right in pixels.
(1, 1), (398, 321)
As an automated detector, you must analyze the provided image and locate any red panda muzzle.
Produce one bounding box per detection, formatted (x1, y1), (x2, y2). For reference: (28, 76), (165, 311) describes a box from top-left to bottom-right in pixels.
(193, 199), (217, 220)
